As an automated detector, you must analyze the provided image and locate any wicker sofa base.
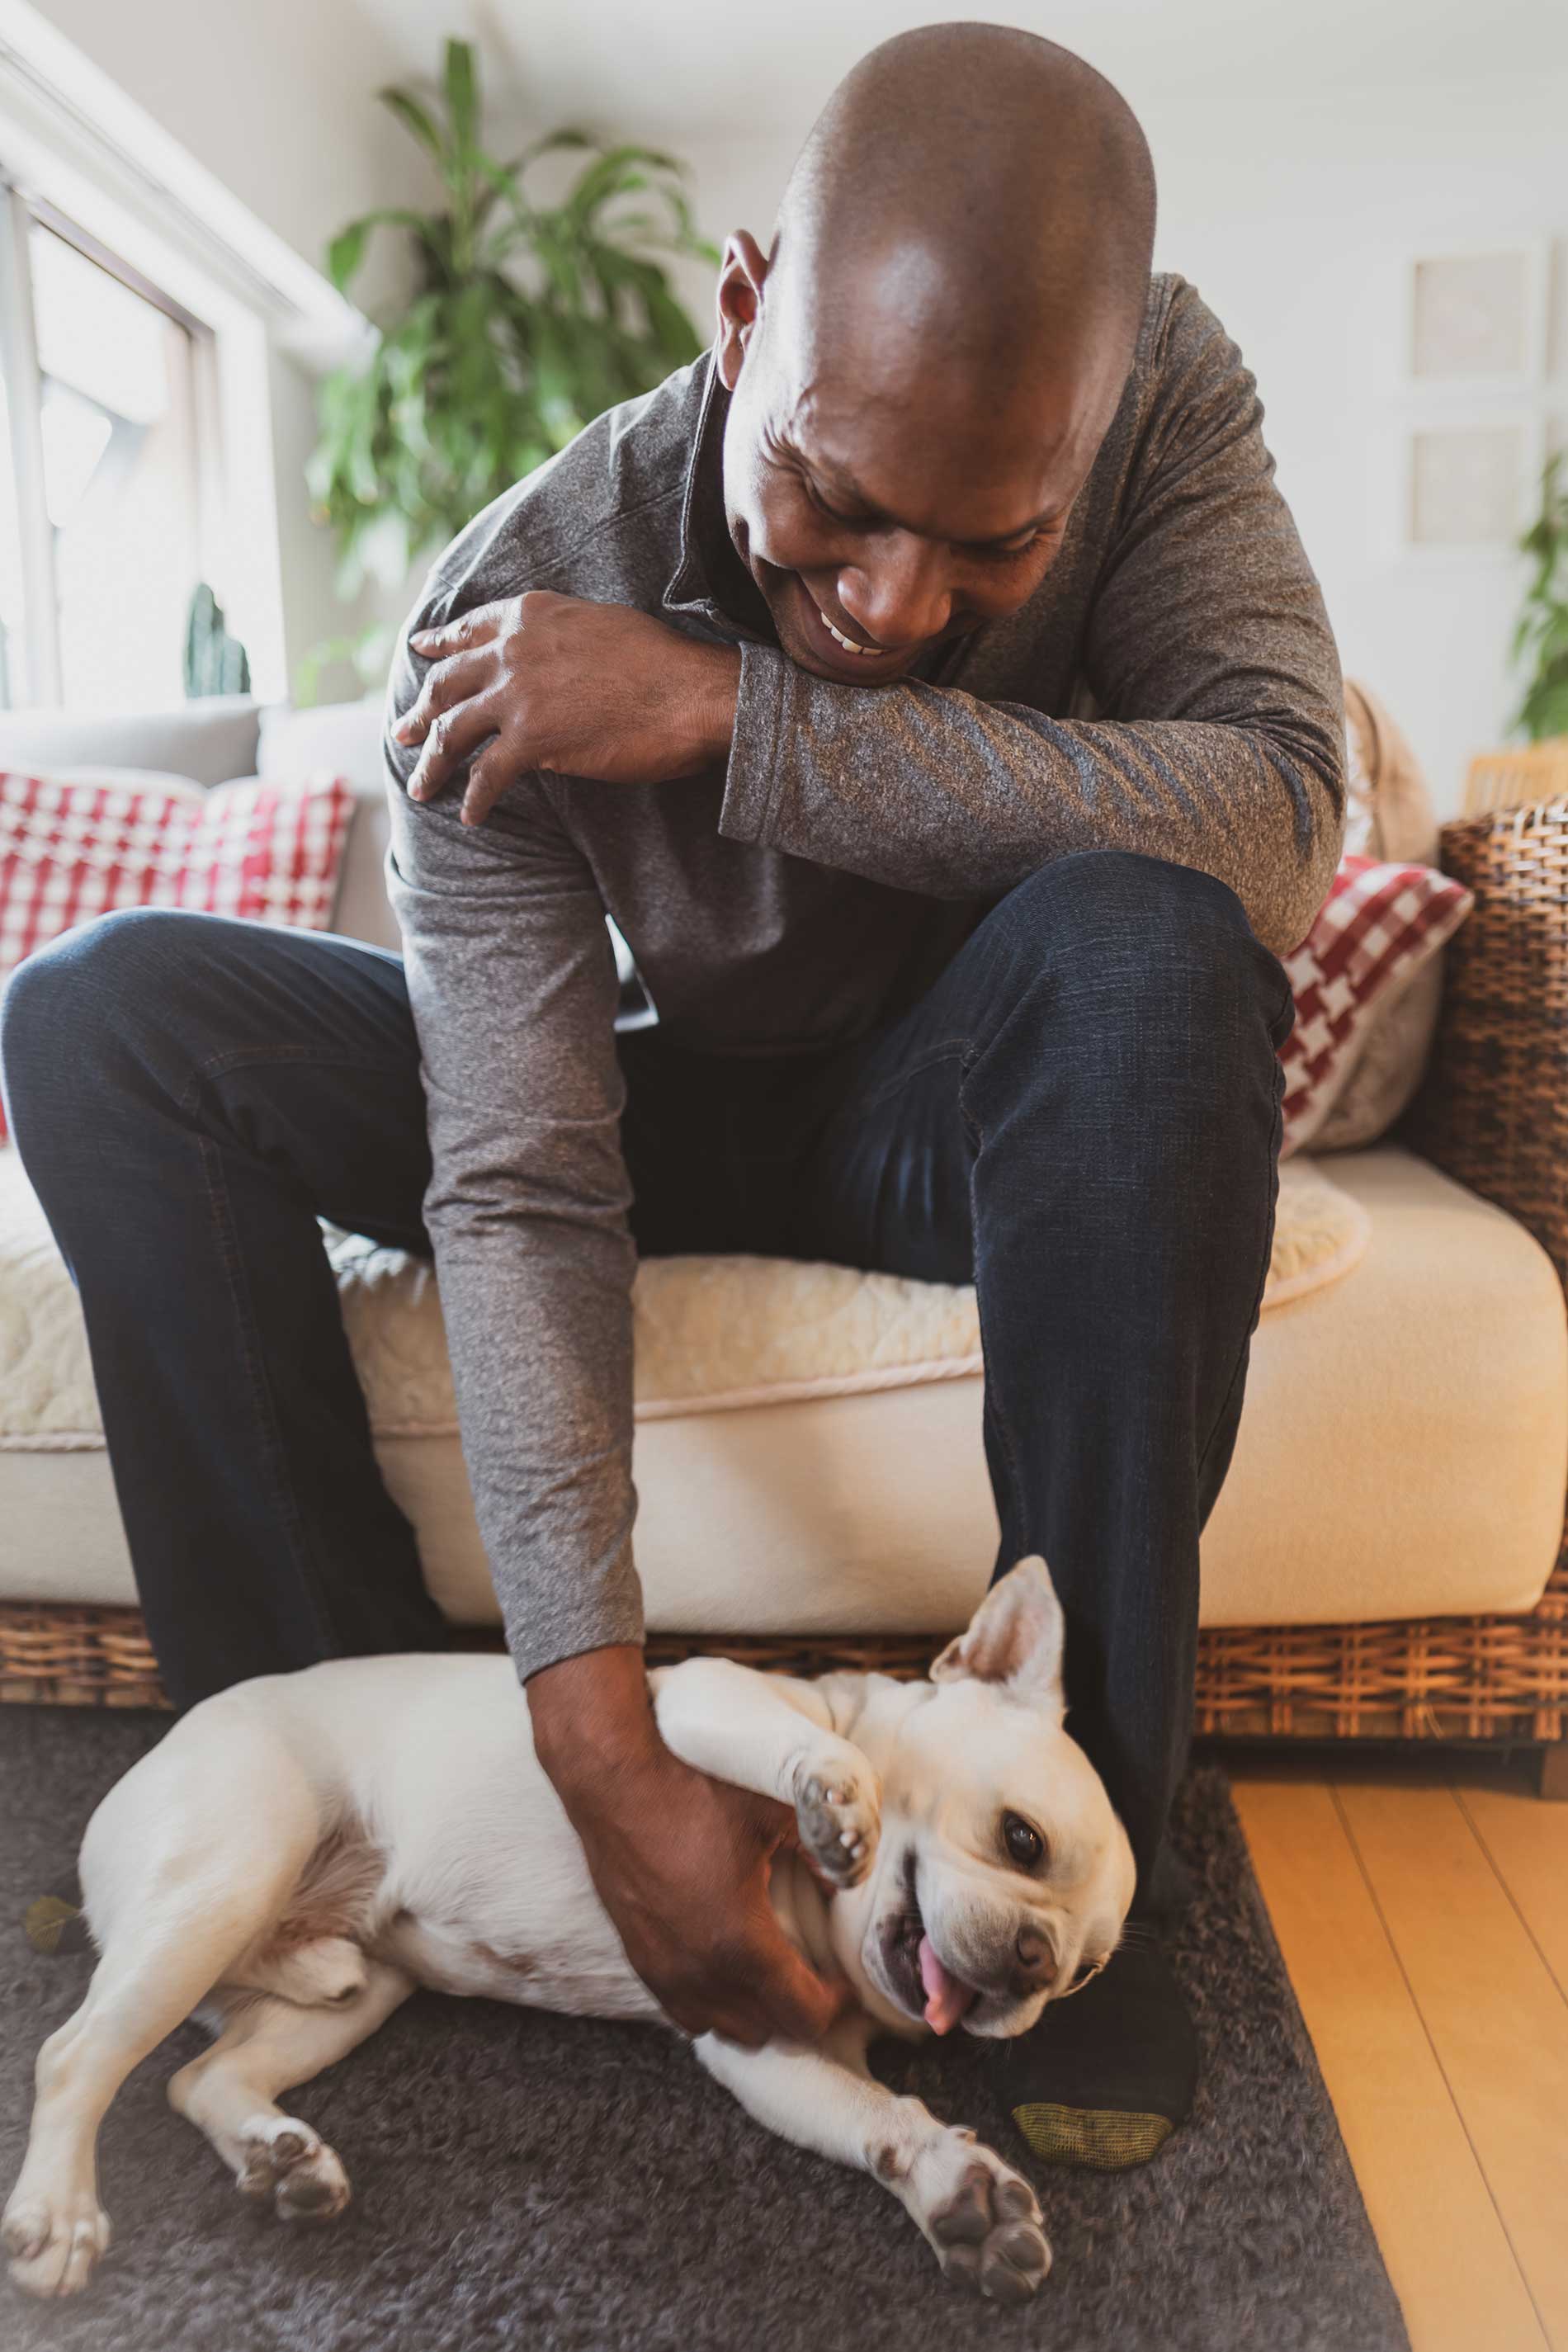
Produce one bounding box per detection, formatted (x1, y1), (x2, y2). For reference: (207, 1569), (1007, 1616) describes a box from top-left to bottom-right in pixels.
(3, 1571), (1565, 1749)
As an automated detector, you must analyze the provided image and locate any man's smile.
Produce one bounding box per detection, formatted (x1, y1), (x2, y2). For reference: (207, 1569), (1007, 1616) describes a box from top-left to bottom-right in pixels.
(782, 569), (940, 682)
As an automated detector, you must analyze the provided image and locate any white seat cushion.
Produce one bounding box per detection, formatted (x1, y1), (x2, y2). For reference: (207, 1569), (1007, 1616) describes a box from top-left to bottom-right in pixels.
(0, 1146), (1561, 1633)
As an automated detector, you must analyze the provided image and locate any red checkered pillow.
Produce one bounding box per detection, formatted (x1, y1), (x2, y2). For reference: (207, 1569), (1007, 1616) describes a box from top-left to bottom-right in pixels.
(1280, 854), (1472, 1157)
(0, 769), (353, 1140)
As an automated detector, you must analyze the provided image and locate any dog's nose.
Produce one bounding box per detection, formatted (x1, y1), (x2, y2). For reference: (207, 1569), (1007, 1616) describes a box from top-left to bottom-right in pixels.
(1014, 1925), (1056, 1986)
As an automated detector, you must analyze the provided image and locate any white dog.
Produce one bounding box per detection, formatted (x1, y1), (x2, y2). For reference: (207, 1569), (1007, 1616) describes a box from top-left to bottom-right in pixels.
(4, 1556), (1134, 2307)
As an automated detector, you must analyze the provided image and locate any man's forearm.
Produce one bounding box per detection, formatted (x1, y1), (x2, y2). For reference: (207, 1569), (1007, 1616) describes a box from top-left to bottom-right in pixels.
(718, 646), (1343, 955)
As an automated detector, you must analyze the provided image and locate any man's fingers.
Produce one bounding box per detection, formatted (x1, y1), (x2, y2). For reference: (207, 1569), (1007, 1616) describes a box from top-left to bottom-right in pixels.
(748, 1921), (852, 2045)
(409, 604), (507, 660)
(394, 649), (495, 750)
(460, 750), (520, 828)
(773, 1956), (854, 2044)
(407, 700), (503, 805)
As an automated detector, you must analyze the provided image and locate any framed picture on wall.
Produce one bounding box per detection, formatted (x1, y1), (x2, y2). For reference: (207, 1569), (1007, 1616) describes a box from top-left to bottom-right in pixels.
(1400, 242), (1549, 394)
(1383, 239), (1558, 559)
(1406, 417), (1543, 550)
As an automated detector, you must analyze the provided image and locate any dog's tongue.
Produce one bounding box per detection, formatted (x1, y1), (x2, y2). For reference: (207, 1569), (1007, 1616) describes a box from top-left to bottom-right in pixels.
(918, 1934), (976, 2034)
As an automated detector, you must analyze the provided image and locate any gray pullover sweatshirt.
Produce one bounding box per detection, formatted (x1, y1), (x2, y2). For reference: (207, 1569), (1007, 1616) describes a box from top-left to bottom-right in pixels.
(382, 272), (1345, 1682)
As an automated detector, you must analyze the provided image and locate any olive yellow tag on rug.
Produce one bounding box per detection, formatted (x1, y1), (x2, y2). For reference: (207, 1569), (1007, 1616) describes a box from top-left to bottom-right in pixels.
(24, 1892), (87, 1957)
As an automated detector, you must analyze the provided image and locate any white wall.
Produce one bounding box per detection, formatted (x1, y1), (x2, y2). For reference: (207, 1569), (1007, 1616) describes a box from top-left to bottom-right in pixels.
(1151, 73), (1567, 817)
(35, 0), (415, 289)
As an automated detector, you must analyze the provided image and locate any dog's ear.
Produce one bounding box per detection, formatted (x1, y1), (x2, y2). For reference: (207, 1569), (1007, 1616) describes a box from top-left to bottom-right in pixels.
(930, 1556), (1065, 1712)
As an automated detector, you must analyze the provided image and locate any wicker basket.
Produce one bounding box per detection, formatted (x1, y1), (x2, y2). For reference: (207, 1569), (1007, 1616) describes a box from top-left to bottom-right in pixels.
(1463, 739), (1568, 820)
(2, 1593), (1564, 1745)
(4, 796), (1568, 1762)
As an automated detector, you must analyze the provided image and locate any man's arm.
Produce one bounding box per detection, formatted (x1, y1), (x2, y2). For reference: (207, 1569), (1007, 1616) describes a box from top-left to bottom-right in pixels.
(716, 286), (1345, 955)
(385, 667), (843, 2048)
(385, 716), (641, 1683)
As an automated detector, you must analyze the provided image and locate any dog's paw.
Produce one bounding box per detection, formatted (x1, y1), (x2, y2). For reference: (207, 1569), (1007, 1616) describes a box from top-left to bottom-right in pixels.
(2, 2182), (112, 2298)
(792, 1745), (881, 1887)
(909, 2129), (1051, 2303)
(236, 2115), (351, 2222)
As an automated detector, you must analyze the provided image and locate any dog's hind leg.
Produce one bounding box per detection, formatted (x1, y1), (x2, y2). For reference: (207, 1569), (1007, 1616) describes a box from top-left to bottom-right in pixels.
(168, 1961), (413, 2220)
(2, 1703), (321, 2299)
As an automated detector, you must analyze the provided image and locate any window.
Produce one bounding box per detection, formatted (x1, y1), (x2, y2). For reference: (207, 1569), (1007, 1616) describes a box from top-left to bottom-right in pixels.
(0, 187), (215, 712)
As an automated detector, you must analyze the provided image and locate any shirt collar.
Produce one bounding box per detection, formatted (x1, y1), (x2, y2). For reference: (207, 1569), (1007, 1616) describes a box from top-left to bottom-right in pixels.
(662, 347), (774, 640)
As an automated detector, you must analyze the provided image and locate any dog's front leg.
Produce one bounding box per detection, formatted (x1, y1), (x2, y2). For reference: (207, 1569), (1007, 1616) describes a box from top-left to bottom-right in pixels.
(696, 2020), (1051, 2304)
(651, 1659), (879, 1888)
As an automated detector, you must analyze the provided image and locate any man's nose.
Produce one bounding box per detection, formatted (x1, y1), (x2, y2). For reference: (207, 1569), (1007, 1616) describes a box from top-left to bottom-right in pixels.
(838, 534), (952, 648)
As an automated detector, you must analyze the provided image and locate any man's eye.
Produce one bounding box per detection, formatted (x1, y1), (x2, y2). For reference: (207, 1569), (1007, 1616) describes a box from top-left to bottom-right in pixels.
(1002, 1811), (1045, 1870)
(804, 480), (871, 530)
(973, 531), (1048, 564)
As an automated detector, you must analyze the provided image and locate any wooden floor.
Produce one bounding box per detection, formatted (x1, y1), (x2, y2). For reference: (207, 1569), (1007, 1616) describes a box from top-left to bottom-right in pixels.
(1230, 1748), (1568, 2352)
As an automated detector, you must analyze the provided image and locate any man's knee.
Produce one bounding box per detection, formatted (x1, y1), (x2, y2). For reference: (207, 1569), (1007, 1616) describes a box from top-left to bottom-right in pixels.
(4, 906), (187, 1060)
(2, 909), (212, 1143)
(992, 851), (1290, 1041)
(971, 851), (1292, 1160)
(1001, 848), (1254, 955)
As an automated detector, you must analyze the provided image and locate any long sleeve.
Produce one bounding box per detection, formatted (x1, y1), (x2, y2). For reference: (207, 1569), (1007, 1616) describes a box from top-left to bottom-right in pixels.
(716, 282), (1345, 956)
(384, 701), (642, 1683)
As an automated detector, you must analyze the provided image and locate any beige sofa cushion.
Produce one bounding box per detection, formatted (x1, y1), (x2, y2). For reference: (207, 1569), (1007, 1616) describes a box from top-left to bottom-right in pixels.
(1, 1145), (1561, 1635)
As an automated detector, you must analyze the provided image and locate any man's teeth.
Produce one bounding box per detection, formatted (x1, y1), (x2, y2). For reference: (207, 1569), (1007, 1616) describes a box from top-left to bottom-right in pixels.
(818, 607), (876, 656)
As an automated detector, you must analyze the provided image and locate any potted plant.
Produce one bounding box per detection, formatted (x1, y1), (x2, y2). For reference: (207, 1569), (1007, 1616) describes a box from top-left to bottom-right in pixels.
(1513, 451), (1568, 743)
(305, 37), (715, 689)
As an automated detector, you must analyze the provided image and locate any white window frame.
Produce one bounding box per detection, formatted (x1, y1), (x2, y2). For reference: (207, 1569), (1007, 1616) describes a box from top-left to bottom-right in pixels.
(0, 1), (371, 707)
(0, 182), (223, 706)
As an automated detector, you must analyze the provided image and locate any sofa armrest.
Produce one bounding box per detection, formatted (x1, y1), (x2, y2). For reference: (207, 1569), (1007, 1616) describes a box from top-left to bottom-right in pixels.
(1409, 794), (1568, 1288)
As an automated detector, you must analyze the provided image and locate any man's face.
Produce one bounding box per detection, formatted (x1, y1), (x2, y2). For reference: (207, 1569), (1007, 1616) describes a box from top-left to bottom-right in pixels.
(714, 234), (1132, 686)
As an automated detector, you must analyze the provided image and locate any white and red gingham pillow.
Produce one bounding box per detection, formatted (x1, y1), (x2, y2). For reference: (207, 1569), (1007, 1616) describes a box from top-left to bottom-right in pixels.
(0, 769), (353, 1140)
(1280, 854), (1472, 1157)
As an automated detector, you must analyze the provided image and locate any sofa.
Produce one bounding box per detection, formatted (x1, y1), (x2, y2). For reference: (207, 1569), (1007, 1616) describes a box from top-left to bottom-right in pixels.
(2, 688), (1566, 1784)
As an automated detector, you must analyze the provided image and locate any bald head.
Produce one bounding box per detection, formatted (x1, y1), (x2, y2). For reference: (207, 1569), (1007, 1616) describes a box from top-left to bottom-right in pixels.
(769, 25), (1155, 378)
(711, 29), (1156, 683)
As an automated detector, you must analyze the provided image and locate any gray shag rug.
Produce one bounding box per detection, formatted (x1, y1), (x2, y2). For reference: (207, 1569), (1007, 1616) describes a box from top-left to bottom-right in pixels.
(1, 1708), (1407, 2352)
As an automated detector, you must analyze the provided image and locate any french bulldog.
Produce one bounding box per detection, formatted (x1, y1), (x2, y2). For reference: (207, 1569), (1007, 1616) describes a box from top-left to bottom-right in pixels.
(5, 1554), (1133, 2304)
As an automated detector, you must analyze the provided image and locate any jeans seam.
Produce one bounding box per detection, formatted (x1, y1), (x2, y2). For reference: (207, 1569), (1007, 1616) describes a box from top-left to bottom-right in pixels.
(953, 1049), (1028, 1548)
(182, 1071), (342, 1655)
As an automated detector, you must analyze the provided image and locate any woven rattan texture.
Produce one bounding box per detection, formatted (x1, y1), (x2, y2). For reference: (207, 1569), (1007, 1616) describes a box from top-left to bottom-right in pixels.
(2, 1594), (1564, 1745)
(3, 804), (1567, 1750)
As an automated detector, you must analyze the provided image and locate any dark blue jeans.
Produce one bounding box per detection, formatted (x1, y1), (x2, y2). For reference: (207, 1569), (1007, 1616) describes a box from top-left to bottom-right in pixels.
(1, 850), (1290, 1885)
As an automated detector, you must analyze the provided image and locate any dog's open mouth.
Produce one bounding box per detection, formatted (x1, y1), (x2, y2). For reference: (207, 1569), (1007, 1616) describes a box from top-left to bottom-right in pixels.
(880, 1851), (978, 2035)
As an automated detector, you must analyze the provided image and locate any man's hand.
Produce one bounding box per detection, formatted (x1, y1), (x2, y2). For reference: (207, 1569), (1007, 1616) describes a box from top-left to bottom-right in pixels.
(394, 593), (742, 828)
(528, 1645), (851, 2048)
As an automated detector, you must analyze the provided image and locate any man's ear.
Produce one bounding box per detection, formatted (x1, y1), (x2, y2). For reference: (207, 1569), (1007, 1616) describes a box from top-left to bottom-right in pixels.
(930, 1556), (1066, 1712)
(714, 229), (768, 391)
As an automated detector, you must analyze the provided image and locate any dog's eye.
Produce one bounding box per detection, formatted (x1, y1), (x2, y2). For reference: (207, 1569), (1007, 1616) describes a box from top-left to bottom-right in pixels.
(1002, 1811), (1045, 1871)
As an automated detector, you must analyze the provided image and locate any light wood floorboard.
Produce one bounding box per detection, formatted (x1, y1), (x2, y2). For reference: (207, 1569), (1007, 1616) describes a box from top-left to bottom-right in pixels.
(1222, 1759), (1568, 2352)
(1230, 1769), (1550, 2352)
(1334, 1776), (1568, 2348)
(1454, 1776), (1568, 1999)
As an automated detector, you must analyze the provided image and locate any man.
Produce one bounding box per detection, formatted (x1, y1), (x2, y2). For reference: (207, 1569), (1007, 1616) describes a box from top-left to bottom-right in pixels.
(3, 26), (1342, 2166)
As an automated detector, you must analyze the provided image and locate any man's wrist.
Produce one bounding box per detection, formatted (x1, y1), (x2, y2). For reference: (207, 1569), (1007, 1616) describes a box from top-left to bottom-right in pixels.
(687, 643), (741, 768)
(527, 1641), (660, 1800)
